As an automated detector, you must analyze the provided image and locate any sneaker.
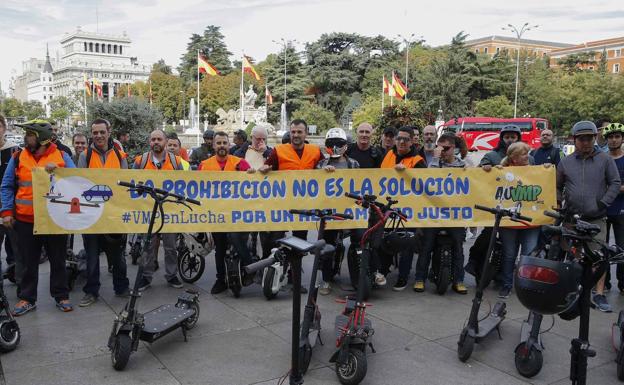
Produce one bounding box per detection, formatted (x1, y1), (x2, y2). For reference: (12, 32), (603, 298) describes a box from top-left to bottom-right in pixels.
(592, 294), (613, 312)
(115, 288), (131, 298)
(374, 272), (387, 286)
(79, 294), (97, 307)
(13, 300), (36, 316)
(137, 277), (151, 292)
(413, 280), (425, 292)
(56, 299), (74, 312)
(393, 278), (408, 292)
(210, 279), (227, 294)
(167, 276), (184, 289)
(498, 287), (511, 299)
(319, 281), (331, 296)
(453, 282), (468, 295)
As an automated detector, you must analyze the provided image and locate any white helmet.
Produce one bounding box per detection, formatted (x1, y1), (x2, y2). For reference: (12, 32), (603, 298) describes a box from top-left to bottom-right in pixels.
(325, 128), (348, 158)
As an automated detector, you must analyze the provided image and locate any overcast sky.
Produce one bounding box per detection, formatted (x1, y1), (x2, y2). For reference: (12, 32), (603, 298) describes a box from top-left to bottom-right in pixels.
(1, 0), (623, 94)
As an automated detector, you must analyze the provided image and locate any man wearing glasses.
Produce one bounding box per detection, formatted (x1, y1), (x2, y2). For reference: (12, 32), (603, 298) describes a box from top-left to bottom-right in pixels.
(380, 126), (426, 291)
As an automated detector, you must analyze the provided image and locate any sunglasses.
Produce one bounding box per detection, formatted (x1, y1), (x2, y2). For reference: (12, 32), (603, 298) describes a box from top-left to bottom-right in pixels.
(396, 136), (411, 143)
(441, 146), (452, 151)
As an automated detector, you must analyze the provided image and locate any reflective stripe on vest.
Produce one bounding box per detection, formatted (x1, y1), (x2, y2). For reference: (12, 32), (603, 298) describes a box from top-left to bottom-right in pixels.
(15, 148), (65, 217)
(200, 155), (242, 171)
(275, 144), (321, 170)
(380, 150), (424, 169)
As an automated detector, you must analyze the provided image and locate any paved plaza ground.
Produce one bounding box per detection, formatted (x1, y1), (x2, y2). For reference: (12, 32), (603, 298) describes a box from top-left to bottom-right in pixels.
(1, 234), (624, 385)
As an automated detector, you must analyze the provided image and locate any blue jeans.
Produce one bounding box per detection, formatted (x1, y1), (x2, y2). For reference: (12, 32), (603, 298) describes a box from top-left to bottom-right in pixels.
(499, 227), (540, 290)
(415, 227), (465, 284)
(83, 234), (129, 296)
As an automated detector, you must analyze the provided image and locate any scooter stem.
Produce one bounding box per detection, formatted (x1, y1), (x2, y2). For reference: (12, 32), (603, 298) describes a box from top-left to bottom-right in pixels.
(290, 255), (304, 385)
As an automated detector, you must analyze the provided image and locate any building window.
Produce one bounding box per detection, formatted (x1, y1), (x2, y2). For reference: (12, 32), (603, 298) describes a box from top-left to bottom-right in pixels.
(89, 42), (93, 52)
(588, 66), (594, 71)
(496, 47), (500, 54)
(119, 46), (123, 55)
(475, 48), (479, 53)
(108, 44), (112, 54)
(43, 95), (46, 100)
(615, 64), (621, 73)
(50, 96), (53, 100)
(84, 42), (87, 51)
(484, 47), (488, 54)
(114, 45), (117, 54)
(616, 49), (622, 58)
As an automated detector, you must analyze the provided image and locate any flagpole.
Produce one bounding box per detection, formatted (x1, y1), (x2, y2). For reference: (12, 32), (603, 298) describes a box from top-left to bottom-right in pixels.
(197, 49), (200, 132)
(390, 72), (394, 107)
(381, 75), (385, 113)
(83, 73), (88, 127)
(240, 54), (245, 129)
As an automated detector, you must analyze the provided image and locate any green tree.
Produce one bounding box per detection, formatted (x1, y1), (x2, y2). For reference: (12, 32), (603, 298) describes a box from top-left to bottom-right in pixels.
(49, 96), (80, 129)
(150, 72), (184, 123)
(0, 98), (25, 118)
(152, 59), (172, 75)
(352, 95), (384, 128)
(291, 102), (337, 134)
(178, 26), (233, 84)
(475, 95), (514, 117)
(88, 98), (163, 156)
(22, 100), (46, 120)
(557, 51), (597, 74)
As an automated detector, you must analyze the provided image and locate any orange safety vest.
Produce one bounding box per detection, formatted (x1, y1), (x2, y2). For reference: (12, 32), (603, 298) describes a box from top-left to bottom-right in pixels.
(275, 144), (321, 170)
(380, 150), (424, 169)
(87, 147), (127, 169)
(136, 151), (180, 170)
(200, 155), (242, 171)
(15, 146), (65, 219)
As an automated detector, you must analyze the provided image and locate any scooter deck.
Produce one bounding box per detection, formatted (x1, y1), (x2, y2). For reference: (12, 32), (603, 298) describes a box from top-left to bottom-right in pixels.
(475, 314), (504, 340)
(334, 314), (372, 339)
(140, 304), (195, 343)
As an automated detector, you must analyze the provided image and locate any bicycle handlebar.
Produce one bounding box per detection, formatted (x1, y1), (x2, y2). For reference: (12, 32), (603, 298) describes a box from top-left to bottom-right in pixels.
(118, 180), (201, 206)
(474, 204), (532, 222)
(544, 210), (561, 219)
(288, 209), (353, 220)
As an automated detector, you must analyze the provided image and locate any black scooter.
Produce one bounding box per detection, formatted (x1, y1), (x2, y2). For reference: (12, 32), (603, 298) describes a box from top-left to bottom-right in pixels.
(457, 203), (532, 362)
(245, 236), (328, 385)
(0, 277), (20, 353)
(108, 181), (201, 371)
(289, 208), (351, 374)
(430, 230), (454, 295)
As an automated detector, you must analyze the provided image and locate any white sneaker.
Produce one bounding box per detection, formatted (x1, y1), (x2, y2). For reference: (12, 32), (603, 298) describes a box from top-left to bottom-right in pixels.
(319, 281), (331, 296)
(374, 272), (387, 286)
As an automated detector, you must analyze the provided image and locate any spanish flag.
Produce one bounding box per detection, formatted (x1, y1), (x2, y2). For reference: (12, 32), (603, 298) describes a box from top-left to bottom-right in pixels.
(265, 84), (273, 105)
(84, 74), (92, 97)
(198, 54), (220, 76)
(93, 78), (103, 99)
(243, 56), (260, 80)
(383, 75), (390, 95)
(392, 71), (408, 100)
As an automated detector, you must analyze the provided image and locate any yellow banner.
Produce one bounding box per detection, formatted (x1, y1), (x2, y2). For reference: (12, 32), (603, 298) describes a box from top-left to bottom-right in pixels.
(32, 166), (556, 234)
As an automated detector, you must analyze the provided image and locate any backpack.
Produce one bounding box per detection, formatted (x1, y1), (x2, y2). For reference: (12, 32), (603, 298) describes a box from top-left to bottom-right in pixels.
(138, 151), (179, 170)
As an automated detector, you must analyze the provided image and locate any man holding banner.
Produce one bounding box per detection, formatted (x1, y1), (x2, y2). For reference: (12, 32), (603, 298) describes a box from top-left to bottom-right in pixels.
(77, 119), (130, 306)
(199, 131), (255, 294)
(134, 129), (184, 291)
(1, 120), (75, 315)
(380, 126), (426, 292)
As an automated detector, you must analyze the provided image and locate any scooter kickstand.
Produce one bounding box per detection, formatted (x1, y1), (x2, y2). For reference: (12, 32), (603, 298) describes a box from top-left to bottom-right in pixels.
(317, 333), (324, 346)
(496, 325), (503, 340)
(369, 342), (376, 353)
(182, 326), (188, 342)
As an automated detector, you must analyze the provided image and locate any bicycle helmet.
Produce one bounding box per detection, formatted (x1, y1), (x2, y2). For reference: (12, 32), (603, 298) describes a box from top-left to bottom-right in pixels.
(383, 230), (416, 253)
(15, 120), (53, 145)
(203, 129), (214, 139)
(500, 125), (522, 137)
(325, 127), (348, 158)
(602, 123), (624, 138)
(514, 255), (582, 315)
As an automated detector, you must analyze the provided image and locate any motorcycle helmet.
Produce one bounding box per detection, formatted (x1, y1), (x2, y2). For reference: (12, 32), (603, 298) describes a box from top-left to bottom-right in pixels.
(325, 127), (348, 158)
(514, 255), (582, 315)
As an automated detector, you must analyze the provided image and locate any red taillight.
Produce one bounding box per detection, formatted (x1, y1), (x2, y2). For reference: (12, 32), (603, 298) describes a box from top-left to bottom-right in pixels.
(518, 265), (559, 284)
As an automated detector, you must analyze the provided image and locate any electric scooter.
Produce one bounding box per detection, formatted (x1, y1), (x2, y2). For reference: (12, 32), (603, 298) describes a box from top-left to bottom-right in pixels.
(245, 236), (328, 385)
(0, 276), (20, 353)
(108, 181), (201, 371)
(261, 244), (289, 300)
(289, 208), (351, 374)
(176, 232), (210, 283)
(614, 311), (624, 380)
(457, 202), (532, 362)
(430, 230), (454, 295)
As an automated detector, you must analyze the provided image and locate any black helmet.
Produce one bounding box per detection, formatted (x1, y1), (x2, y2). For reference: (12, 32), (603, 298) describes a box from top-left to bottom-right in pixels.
(203, 129), (214, 139)
(383, 230), (416, 253)
(500, 125), (522, 137)
(514, 255), (582, 315)
(281, 131), (291, 144)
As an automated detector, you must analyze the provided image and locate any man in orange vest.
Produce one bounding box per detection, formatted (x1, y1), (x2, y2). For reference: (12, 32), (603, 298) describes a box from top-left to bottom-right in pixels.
(1, 120), (75, 315)
(76, 118), (130, 306)
(134, 129), (184, 291)
(199, 131), (255, 294)
(380, 126), (426, 292)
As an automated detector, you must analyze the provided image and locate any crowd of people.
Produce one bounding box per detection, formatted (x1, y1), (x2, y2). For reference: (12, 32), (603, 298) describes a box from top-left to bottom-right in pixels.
(1, 113), (623, 318)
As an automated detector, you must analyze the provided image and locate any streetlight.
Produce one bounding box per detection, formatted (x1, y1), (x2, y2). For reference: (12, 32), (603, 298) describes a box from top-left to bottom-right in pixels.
(502, 23), (538, 118)
(272, 38), (298, 131)
(397, 34), (424, 100)
(180, 91), (186, 130)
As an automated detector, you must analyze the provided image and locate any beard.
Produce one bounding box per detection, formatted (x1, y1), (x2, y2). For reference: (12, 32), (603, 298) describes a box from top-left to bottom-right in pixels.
(216, 148), (228, 157)
(151, 144), (163, 153)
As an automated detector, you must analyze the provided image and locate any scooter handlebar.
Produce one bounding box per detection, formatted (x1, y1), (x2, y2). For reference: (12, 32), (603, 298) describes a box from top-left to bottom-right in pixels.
(513, 214), (533, 222)
(544, 210), (561, 220)
(288, 209), (353, 220)
(474, 204), (497, 214)
(118, 180), (201, 206)
(243, 257), (275, 274)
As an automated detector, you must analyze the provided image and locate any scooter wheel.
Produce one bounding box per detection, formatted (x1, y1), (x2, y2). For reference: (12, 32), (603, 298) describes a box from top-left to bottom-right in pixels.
(335, 348), (367, 385)
(178, 252), (205, 283)
(231, 284), (241, 298)
(262, 267), (278, 300)
(111, 333), (132, 371)
(618, 352), (624, 381)
(299, 343), (312, 374)
(183, 303), (200, 330)
(457, 329), (474, 362)
(435, 267), (451, 295)
(514, 342), (543, 378)
(0, 317), (20, 352)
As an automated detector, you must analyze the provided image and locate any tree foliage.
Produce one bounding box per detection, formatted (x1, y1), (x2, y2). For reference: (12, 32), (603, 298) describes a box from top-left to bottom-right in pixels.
(291, 102), (337, 134)
(475, 95), (514, 118)
(178, 25), (233, 84)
